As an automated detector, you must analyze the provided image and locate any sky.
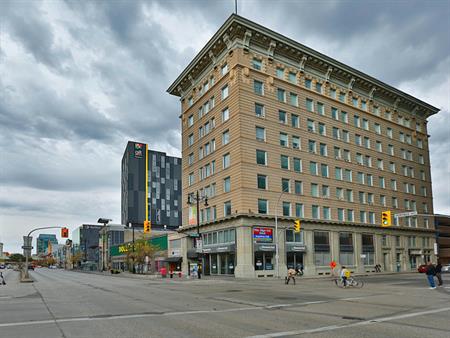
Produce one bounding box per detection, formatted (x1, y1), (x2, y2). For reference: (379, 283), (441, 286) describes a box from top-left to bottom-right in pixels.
(1, 0), (449, 253)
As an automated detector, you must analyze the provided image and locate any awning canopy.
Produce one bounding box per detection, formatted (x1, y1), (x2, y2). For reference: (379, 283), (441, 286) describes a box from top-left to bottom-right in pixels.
(164, 257), (182, 263)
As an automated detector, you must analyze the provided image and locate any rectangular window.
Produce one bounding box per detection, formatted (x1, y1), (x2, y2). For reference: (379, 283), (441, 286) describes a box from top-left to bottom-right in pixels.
(257, 174), (267, 190)
(221, 85), (229, 99)
(292, 136), (300, 150)
(258, 199), (268, 214)
(305, 78), (312, 89)
(306, 98), (314, 112)
(318, 122), (326, 136)
(342, 130), (349, 142)
(281, 155), (289, 169)
(221, 63), (228, 75)
(283, 202), (291, 217)
(332, 127), (340, 140)
(279, 110), (287, 124)
(316, 82), (322, 93)
(254, 80), (264, 95)
(255, 103), (265, 118)
(252, 58), (262, 70)
(314, 231), (330, 266)
(322, 185), (330, 197)
(224, 201), (231, 216)
(331, 107), (338, 120)
(347, 209), (354, 222)
(338, 208), (345, 221)
(223, 177), (231, 193)
(330, 88), (336, 99)
(308, 140), (316, 153)
(290, 93), (298, 106)
(221, 107), (230, 122)
(256, 150), (267, 165)
(354, 115), (360, 128)
(312, 205), (320, 219)
(288, 72), (296, 83)
(335, 167), (343, 180)
(277, 88), (286, 102)
(317, 102), (324, 115)
(275, 67), (284, 78)
(295, 203), (304, 218)
(282, 178), (290, 193)
(309, 161), (318, 175)
(352, 97), (358, 107)
(279, 133), (288, 147)
(320, 143), (327, 156)
(222, 130), (230, 145)
(294, 180), (303, 195)
(362, 118), (369, 130)
(339, 92), (346, 102)
(293, 157), (302, 172)
(291, 114), (299, 128)
(188, 115), (194, 127)
(321, 163), (329, 177)
(307, 119), (316, 132)
(374, 123), (381, 134)
(311, 183), (319, 197)
(323, 207), (331, 220)
(222, 153), (230, 169)
(188, 133), (194, 146)
(256, 126), (265, 141)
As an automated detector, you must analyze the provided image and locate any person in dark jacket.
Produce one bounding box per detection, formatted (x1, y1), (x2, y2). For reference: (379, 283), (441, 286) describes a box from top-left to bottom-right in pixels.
(435, 262), (443, 286)
(425, 261), (436, 289)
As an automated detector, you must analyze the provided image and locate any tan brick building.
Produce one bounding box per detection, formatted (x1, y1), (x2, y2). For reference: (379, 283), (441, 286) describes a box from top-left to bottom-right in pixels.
(167, 15), (439, 278)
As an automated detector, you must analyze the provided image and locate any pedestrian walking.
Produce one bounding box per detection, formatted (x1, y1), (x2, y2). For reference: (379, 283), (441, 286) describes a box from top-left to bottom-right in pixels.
(285, 268), (296, 285)
(425, 261), (436, 289)
(0, 272), (5, 285)
(435, 262), (443, 286)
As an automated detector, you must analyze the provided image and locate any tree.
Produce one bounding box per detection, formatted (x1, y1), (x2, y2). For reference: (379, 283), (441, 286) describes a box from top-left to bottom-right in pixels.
(8, 253), (25, 262)
(126, 238), (157, 273)
(71, 252), (83, 266)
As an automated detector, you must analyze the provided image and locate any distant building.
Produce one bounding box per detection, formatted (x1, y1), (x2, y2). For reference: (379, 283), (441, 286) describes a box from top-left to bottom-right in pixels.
(435, 215), (450, 264)
(36, 234), (58, 255)
(72, 225), (102, 264)
(121, 141), (182, 230)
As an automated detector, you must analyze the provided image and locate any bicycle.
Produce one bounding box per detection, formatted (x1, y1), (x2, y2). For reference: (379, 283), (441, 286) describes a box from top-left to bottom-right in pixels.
(334, 276), (364, 288)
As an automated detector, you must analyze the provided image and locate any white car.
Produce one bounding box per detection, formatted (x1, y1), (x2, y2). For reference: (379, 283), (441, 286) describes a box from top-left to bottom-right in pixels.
(441, 264), (450, 273)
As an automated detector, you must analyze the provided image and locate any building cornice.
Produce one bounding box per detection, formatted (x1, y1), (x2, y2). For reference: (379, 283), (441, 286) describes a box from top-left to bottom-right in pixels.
(167, 14), (439, 118)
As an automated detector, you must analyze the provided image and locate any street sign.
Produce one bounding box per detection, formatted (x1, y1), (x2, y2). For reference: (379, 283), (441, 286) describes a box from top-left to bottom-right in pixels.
(394, 211), (418, 218)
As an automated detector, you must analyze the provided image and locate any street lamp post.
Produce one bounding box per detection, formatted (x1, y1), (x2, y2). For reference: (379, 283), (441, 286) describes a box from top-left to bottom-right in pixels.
(97, 218), (112, 272)
(274, 187), (289, 279)
(187, 191), (208, 279)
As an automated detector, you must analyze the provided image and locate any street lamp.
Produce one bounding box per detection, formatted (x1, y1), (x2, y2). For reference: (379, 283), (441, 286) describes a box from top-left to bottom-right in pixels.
(274, 186), (289, 279)
(187, 191), (208, 278)
(97, 218), (112, 271)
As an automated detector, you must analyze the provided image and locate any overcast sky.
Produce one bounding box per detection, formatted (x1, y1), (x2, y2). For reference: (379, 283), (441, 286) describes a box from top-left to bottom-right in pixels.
(1, 0), (449, 253)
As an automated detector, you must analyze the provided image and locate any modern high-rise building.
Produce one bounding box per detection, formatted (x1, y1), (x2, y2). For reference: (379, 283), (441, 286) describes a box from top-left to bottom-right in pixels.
(168, 15), (439, 278)
(121, 141), (182, 229)
(36, 234), (58, 255)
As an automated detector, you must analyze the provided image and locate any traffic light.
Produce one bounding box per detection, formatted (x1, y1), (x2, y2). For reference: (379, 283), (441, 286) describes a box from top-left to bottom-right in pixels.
(381, 211), (392, 227)
(144, 220), (151, 234)
(294, 219), (301, 233)
(61, 227), (69, 238)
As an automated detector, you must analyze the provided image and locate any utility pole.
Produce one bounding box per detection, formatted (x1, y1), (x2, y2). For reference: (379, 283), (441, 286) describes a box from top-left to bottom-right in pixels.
(187, 191), (208, 279)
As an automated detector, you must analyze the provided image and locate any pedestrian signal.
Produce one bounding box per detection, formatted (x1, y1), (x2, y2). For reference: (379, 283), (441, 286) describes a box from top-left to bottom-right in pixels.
(381, 211), (392, 227)
(294, 219), (301, 233)
(144, 220), (151, 233)
(61, 227), (69, 238)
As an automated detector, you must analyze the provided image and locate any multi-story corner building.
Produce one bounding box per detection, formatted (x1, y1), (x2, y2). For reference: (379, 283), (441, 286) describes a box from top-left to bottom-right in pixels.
(36, 234), (58, 255)
(168, 14), (439, 278)
(72, 224), (102, 264)
(435, 215), (450, 264)
(121, 141), (182, 230)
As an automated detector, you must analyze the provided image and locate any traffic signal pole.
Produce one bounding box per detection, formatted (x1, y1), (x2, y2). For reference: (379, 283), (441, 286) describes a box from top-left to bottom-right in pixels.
(23, 226), (65, 280)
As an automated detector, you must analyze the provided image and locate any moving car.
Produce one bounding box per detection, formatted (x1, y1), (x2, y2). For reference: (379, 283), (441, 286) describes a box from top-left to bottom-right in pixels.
(417, 264), (427, 273)
(442, 264), (450, 273)
(0, 264), (5, 269)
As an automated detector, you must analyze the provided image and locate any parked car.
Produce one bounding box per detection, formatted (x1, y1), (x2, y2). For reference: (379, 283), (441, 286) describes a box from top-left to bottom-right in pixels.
(27, 265), (35, 270)
(442, 264), (450, 273)
(417, 264), (427, 273)
(0, 264), (5, 269)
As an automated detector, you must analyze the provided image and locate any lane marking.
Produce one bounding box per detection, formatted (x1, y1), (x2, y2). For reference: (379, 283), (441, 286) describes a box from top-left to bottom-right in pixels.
(246, 306), (450, 338)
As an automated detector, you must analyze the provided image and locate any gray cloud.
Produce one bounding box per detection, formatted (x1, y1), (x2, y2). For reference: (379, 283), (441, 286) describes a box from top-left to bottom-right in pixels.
(0, 0), (449, 252)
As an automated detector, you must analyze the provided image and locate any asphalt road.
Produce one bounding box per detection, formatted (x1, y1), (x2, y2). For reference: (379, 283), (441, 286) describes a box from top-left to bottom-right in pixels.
(0, 268), (449, 338)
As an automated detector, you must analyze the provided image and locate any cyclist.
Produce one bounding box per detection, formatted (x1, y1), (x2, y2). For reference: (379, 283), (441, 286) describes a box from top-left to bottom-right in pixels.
(340, 266), (351, 287)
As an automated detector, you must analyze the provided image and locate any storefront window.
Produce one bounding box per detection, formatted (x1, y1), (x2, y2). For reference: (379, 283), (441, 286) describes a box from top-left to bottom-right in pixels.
(362, 234), (375, 265)
(286, 252), (303, 269)
(254, 252), (273, 270)
(314, 231), (330, 266)
(210, 254), (218, 274)
(339, 232), (354, 266)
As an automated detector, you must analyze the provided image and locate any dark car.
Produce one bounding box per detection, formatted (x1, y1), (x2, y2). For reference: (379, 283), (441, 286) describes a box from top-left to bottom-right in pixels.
(417, 264), (427, 273)
(27, 265), (35, 270)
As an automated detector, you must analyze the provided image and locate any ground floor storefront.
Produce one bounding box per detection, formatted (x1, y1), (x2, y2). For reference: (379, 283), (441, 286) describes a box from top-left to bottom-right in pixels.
(174, 216), (436, 278)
